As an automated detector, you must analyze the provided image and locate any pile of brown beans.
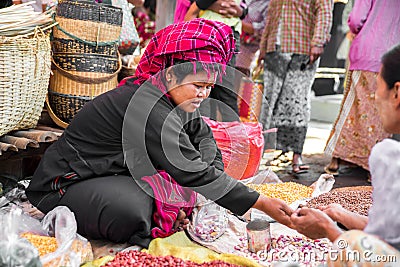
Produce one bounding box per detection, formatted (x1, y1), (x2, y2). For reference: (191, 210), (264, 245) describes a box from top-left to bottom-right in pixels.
(103, 250), (242, 267)
(306, 190), (372, 216)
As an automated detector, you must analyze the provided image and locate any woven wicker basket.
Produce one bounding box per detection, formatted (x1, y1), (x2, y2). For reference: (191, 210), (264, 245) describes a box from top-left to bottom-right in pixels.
(56, 0), (123, 25)
(53, 53), (119, 73)
(53, 17), (122, 44)
(52, 38), (118, 56)
(46, 0), (123, 128)
(0, 31), (51, 136)
(47, 57), (121, 126)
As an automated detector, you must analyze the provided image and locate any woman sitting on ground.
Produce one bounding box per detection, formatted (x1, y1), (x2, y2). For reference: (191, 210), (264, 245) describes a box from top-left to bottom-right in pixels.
(26, 18), (293, 248)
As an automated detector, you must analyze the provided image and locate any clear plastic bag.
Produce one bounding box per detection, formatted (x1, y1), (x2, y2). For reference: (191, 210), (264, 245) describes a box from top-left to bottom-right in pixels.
(40, 206), (93, 267)
(0, 206), (93, 267)
(0, 208), (43, 267)
(193, 201), (228, 242)
(241, 167), (282, 185)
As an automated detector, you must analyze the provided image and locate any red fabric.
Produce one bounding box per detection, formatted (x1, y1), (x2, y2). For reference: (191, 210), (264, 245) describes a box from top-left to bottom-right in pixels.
(141, 171), (197, 238)
(237, 79), (264, 122)
(202, 117), (264, 180)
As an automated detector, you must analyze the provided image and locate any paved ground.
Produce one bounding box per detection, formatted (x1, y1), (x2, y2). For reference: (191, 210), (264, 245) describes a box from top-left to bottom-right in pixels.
(259, 120), (371, 188)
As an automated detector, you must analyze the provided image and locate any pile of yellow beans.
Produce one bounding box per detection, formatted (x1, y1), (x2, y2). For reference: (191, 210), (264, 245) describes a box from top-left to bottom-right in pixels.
(247, 182), (313, 204)
(21, 233), (58, 256)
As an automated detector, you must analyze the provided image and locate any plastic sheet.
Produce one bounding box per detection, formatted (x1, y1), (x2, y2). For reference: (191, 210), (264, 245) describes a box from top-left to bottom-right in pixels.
(202, 117), (264, 180)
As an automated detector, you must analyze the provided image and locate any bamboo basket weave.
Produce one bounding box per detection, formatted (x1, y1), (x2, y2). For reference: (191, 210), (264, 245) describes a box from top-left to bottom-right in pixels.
(47, 0), (123, 128)
(0, 30), (51, 136)
(51, 38), (118, 56)
(47, 56), (121, 124)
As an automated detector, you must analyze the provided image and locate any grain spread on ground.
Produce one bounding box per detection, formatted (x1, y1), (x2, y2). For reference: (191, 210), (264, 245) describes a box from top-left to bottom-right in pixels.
(247, 182), (313, 204)
(306, 189), (372, 216)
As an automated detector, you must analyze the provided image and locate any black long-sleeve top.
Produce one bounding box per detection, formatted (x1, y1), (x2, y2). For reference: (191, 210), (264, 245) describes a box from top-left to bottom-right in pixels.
(26, 78), (259, 215)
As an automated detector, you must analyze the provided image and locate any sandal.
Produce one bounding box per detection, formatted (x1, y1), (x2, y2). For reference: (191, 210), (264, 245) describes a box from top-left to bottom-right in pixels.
(268, 151), (291, 166)
(324, 165), (339, 176)
(291, 163), (309, 175)
(324, 157), (340, 176)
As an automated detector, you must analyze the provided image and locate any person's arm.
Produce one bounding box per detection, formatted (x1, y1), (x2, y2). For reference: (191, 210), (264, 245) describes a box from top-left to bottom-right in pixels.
(291, 207), (343, 242)
(184, 2), (201, 21)
(126, 90), (293, 226)
(319, 204), (368, 230)
(310, 0), (334, 63)
(249, 0), (269, 37)
(242, 21), (254, 34)
(184, 114), (293, 227)
(347, 0), (372, 34)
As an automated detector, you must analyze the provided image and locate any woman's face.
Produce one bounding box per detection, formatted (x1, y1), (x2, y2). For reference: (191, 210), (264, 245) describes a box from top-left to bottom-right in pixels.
(167, 70), (215, 113)
(375, 65), (400, 133)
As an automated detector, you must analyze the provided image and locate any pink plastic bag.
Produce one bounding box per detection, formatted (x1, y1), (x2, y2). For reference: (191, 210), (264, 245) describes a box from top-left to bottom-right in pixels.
(202, 117), (264, 180)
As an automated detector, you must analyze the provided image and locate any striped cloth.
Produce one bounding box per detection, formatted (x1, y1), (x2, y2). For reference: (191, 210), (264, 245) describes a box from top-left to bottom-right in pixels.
(259, 0), (333, 55)
(142, 171), (197, 238)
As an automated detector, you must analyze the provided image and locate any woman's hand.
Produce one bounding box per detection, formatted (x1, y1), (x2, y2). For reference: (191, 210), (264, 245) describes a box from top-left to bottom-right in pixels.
(208, 0), (242, 18)
(318, 203), (346, 222)
(291, 207), (342, 242)
(252, 195), (294, 228)
(319, 203), (368, 230)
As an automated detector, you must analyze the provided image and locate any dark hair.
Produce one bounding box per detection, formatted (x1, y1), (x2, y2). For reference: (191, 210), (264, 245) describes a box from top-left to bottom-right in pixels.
(144, 0), (156, 15)
(381, 44), (400, 89)
(0, 0), (13, 9)
(166, 59), (221, 84)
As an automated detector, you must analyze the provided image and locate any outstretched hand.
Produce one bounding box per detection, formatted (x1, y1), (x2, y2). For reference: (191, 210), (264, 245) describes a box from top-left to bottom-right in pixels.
(253, 195), (294, 228)
(318, 203), (347, 222)
(291, 207), (342, 241)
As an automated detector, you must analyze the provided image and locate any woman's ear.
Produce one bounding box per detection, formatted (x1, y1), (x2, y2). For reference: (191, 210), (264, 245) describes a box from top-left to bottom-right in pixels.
(165, 67), (174, 83)
(394, 81), (400, 107)
(394, 82), (400, 98)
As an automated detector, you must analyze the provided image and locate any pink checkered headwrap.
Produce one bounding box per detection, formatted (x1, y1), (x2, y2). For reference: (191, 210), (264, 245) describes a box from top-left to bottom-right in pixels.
(134, 18), (235, 85)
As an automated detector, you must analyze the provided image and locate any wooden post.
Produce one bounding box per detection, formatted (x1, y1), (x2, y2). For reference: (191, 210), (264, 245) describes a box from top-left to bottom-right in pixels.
(155, 0), (176, 31)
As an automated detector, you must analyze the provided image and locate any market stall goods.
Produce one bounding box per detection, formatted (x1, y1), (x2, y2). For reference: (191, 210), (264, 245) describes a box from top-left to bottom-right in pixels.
(0, 4), (53, 136)
(20, 232), (93, 266)
(48, 0), (123, 127)
(247, 182), (313, 204)
(103, 250), (243, 267)
(234, 234), (331, 266)
(203, 117), (264, 180)
(306, 187), (372, 216)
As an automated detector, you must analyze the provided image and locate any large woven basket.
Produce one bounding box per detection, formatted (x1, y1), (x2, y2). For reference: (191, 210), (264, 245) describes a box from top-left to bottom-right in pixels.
(53, 0), (122, 45)
(51, 37), (118, 56)
(47, 56), (121, 125)
(0, 31), (51, 136)
(46, 0), (123, 128)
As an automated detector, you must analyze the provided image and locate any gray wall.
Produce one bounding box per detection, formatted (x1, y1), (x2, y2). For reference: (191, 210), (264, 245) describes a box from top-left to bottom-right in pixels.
(155, 0), (177, 31)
